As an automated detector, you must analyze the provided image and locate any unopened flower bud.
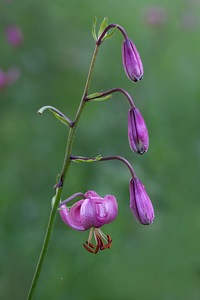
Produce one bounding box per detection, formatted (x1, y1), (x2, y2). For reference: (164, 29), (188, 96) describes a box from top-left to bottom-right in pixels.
(129, 178), (154, 225)
(122, 38), (144, 82)
(128, 107), (149, 154)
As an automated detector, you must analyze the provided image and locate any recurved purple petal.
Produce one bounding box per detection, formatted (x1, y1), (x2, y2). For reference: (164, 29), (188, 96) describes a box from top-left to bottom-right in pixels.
(85, 190), (100, 198)
(80, 197), (107, 229)
(103, 195), (118, 224)
(59, 201), (86, 231)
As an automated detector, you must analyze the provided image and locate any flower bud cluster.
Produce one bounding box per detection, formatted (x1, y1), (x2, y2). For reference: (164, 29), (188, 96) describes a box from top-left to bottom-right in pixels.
(58, 19), (155, 254)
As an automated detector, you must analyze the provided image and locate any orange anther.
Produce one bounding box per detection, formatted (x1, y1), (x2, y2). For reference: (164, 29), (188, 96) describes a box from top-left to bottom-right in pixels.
(86, 241), (95, 249)
(83, 243), (95, 254)
(94, 244), (100, 254)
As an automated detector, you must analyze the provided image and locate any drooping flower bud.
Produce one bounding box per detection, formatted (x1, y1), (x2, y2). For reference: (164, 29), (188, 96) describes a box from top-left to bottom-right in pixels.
(122, 38), (144, 82)
(59, 190), (118, 254)
(129, 178), (154, 225)
(128, 107), (149, 154)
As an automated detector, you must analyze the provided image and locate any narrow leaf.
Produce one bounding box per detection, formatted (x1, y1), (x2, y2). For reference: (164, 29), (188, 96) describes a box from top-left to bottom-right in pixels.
(85, 93), (112, 102)
(92, 95), (112, 102)
(103, 27), (116, 41)
(49, 110), (71, 126)
(37, 105), (73, 127)
(86, 92), (103, 100)
(98, 17), (108, 39)
(71, 155), (102, 163)
(92, 16), (97, 41)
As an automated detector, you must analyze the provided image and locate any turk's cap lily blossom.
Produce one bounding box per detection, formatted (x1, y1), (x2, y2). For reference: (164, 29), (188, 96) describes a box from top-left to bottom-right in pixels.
(59, 190), (118, 254)
(128, 107), (149, 155)
(129, 178), (154, 225)
(122, 38), (144, 82)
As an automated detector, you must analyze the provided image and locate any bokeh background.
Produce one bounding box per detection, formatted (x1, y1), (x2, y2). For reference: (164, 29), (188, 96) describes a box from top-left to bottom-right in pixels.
(1, 0), (200, 299)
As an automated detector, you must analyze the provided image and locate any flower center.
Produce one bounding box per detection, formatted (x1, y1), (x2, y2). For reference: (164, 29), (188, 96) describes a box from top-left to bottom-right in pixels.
(83, 227), (112, 254)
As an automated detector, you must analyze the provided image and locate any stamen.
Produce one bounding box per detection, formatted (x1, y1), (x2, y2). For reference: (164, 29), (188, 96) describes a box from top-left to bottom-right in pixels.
(96, 235), (104, 250)
(83, 243), (95, 253)
(86, 241), (95, 249)
(94, 243), (100, 254)
(97, 228), (108, 240)
(102, 236), (112, 250)
(83, 227), (113, 254)
(88, 227), (94, 244)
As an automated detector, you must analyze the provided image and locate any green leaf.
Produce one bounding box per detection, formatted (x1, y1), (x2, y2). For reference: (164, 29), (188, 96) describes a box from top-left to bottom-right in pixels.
(98, 17), (108, 39)
(86, 92), (103, 100)
(103, 27), (116, 41)
(37, 105), (73, 127)
(86, 93), (112, 102)
(49, 110), (71, 126)
(92, 16), (97, 41)
(71, 155), (102, 163)
(92, 95), (112, 102)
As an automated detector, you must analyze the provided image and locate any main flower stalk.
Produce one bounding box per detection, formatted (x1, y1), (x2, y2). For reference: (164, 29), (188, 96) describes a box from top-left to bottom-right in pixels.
(27, 45), (99, 300)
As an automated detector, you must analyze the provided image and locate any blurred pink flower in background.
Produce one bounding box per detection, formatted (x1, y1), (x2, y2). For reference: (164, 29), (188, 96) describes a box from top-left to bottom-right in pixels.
(6, 67), (21, 85)
(0, 70), (7, 89)
(5, 25), (23, 47)
(181, 12), (199, 31)
(145, 6), (167, 27)
(0, 67), (21, 90)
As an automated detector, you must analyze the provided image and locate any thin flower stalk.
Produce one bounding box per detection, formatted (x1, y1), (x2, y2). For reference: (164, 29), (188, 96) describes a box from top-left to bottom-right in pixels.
(85, 87), (135, 108)
(27, 43), (100, 300)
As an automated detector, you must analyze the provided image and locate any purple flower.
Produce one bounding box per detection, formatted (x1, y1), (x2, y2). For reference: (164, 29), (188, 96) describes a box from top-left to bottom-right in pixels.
(59, 190), (118, 254)
(122, 38), (144, 82)
(129, 178), (154, 225)
(5, 26), (23, 47)
(128, 107), (149, 154)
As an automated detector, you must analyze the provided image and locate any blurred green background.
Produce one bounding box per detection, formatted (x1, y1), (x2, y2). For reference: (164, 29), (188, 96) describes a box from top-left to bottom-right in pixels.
(1, 0), (200, 299)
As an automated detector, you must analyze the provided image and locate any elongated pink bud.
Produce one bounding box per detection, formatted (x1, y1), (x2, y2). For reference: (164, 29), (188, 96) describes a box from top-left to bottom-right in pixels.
(122, 38), (144, 82)
(128, 107), (149, 154)
(129, 178), (154, 225)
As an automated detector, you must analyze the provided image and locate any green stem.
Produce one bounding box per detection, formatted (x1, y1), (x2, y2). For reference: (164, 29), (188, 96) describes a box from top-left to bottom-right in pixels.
(27, 44), (99, 300)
